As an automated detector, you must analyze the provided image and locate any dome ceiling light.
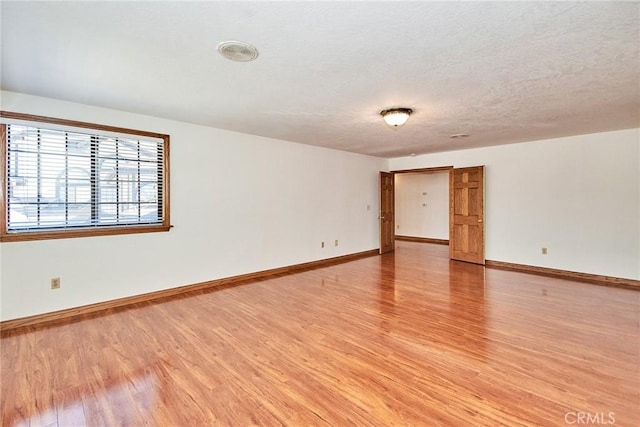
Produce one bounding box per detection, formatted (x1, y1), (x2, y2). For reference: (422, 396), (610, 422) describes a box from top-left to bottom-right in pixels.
(380, 108), (413, 128)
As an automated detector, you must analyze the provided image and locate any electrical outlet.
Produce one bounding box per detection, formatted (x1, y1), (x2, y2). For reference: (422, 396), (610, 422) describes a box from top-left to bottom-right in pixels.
(321, 242), (325, 248)
(334, 240), (338, 246)
(541, 247), (548, 255)
(51, 277), (60, 289)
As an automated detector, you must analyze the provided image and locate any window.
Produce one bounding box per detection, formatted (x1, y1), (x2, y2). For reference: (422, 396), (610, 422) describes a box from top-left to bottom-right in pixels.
(1, 112), (170, 241)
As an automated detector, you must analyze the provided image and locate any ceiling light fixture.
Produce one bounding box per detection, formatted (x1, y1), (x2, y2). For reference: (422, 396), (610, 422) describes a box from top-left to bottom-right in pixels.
(380, 108), (413, 128)
(217, 41), (259, 62)
(449, 133), (470, 139)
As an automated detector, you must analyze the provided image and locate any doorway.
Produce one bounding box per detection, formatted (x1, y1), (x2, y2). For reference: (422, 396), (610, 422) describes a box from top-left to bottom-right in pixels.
(395, 170), (449, 244)
(379, 166), (485, 265)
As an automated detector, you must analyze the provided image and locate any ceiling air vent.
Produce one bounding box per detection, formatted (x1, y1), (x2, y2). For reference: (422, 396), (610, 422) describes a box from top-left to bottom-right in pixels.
(217, 41), (259, 62)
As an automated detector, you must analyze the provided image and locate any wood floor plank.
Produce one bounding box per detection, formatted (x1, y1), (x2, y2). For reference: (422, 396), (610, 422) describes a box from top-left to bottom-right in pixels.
(1, 242), (638, 426)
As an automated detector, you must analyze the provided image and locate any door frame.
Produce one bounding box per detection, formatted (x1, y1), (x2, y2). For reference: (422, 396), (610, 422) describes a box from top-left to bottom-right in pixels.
(382, 165), (457, 253)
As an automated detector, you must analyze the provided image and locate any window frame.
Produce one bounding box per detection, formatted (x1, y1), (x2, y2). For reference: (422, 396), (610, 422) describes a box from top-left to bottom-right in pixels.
(0, 111), (171, 242)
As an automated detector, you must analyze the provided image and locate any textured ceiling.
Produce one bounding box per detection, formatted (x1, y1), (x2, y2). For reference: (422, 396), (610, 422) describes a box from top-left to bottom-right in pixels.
(1, 1), (639, 158)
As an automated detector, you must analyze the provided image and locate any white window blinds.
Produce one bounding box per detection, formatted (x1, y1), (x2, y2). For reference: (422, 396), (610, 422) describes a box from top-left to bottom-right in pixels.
(5, 123), (166, 232)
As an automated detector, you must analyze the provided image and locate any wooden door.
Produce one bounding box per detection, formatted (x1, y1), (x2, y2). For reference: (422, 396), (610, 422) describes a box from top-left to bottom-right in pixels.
(450, 166), (485, 264)
(380, 171), (395, 254)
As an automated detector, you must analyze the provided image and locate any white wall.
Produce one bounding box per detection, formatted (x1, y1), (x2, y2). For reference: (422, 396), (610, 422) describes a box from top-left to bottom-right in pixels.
(390, 129), (640, 280)
(0, 91), (386, 321)
(394, 172), (448, 239)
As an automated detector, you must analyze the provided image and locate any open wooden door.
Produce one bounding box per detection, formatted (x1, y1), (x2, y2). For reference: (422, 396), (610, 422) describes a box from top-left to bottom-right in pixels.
(380, 171), (395, 254)
(450, 166), (485, 264)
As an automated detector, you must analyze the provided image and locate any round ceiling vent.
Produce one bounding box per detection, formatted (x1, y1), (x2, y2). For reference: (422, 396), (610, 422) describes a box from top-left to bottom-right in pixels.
(217, 41), (259, 62)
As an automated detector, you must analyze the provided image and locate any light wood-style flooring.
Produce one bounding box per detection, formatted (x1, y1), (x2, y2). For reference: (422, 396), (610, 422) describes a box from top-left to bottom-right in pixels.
(2, 242), (639, 426)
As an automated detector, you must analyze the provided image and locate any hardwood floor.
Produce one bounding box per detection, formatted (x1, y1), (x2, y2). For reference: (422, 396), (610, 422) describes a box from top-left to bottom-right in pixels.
(2, 242), (638, 426)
